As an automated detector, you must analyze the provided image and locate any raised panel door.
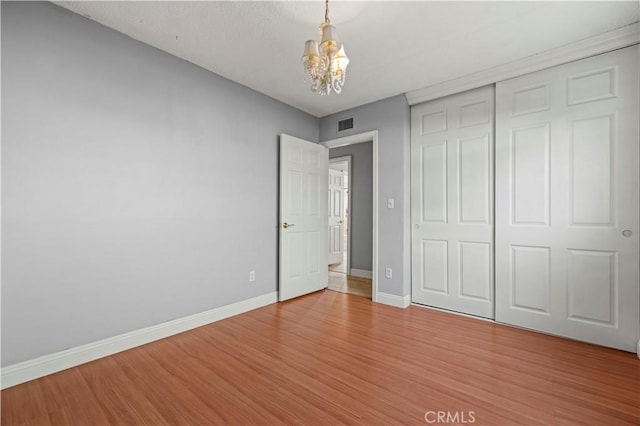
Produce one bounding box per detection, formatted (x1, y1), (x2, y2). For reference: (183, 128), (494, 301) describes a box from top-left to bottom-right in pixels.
(328, 168), (344, 265)
(279, 134), (328, 301)
(411, 85), (495, 319)
(495, 46), (639, 352)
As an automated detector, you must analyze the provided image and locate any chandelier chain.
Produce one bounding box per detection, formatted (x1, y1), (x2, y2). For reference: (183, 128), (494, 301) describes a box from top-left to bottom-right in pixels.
(325, 0), (330, 23)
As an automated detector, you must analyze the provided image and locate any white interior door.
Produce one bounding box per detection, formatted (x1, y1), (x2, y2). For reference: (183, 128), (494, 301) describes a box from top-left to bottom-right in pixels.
(411, 85), (495, 319)
(495, 46), (639, 352)
(279, 134), (329, 302)
(328, 168), (344, 265)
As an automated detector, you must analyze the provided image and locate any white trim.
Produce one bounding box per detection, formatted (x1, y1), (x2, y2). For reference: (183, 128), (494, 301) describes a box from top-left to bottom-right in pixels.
(377, 292), (411, 309)
(321, 130), (379, 303)
(349, 268), (372, 279)
(411, 303), (495, 323)
(1, 292), (278, 389)
(406, 23), (640, 105)
(329, 155), (352, 275)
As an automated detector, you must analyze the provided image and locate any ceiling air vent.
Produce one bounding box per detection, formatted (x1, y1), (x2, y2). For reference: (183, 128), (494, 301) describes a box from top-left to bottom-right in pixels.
(337, 117), (354, 132)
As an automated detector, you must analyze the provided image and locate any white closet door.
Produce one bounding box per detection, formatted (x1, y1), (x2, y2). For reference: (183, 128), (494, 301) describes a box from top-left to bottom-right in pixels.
(495, 46), (639, 352)
(411, 86), (495, 319)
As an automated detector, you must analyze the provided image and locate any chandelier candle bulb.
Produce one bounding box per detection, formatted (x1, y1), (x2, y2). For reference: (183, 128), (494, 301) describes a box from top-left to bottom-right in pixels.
(302, 40), (320, 61)
(320, 23), (340, 54)
(334, 46), (349, 71)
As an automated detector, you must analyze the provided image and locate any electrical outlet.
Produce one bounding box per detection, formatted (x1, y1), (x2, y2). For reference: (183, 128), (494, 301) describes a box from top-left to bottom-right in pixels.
(249, 270), (256, 282)
(385, 268), (392, 279)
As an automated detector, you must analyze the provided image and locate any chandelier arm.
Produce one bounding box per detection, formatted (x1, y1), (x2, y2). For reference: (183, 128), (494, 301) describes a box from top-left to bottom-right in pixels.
(331, 69), (344, 94)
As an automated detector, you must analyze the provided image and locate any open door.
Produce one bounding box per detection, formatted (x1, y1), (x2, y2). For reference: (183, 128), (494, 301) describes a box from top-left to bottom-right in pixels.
(328, 168), (345, 265)
(279, 134), (329, 301)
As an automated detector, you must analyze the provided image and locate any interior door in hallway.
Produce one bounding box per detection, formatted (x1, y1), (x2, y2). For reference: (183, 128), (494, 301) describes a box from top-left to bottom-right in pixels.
(328, 168), (345, 265)
(279, 134), (329, 301)
(411, 85), (495, 319)
(495, 46), (639, 352)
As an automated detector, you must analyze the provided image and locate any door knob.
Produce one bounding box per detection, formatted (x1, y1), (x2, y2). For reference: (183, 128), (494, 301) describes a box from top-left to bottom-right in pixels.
(339, 220), (344, 224)
(622, 229), (632, 237)
(282, 222), (295, 229)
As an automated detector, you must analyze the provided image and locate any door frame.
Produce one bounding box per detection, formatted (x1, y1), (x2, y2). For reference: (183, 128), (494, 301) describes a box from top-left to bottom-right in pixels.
(329, 155), (352, 275)
(321, 131), (379, 303)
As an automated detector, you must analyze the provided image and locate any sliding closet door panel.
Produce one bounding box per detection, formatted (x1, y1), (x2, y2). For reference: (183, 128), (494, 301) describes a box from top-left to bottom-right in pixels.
(411, 85), (494, 319)
(495, 46), (639, 352)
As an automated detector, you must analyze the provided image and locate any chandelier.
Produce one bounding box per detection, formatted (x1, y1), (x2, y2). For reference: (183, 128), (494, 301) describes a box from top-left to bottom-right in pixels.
(301, 0), (350, 95)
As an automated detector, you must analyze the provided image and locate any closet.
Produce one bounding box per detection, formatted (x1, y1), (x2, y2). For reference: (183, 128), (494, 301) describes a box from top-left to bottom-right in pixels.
(411, 45), (639, 352)
(411, 86), (495, 319)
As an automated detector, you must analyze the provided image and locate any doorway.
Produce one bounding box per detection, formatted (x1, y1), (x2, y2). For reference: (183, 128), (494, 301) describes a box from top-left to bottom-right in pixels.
(323, 135), (376, 300)
(328, 157), (350, 274)
(327, 156), (371, 298)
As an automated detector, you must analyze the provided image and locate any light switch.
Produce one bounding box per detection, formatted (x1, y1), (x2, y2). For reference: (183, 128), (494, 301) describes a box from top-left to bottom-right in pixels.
(387, 198), (395, 209)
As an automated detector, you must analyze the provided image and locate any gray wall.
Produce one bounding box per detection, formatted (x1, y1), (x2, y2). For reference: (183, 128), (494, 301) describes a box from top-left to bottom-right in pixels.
(1, 2), (318, 366)
(320, 95), (411, 297)
(329, 143), (373, 272)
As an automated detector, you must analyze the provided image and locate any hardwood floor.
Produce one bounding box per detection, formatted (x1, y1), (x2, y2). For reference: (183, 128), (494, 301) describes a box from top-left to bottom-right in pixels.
(328, 260), (347, 274)
(2, 290), (639, 425)
(327, 271), (372, 299)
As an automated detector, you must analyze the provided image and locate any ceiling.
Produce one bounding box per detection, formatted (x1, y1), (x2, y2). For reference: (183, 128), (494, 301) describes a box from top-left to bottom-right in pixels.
(54, 1), (639, 118)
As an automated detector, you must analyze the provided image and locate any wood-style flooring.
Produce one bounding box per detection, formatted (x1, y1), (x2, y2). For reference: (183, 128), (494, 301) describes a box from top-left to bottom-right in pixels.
(2, 290), (639, 425)
(327, 271), (372, 299)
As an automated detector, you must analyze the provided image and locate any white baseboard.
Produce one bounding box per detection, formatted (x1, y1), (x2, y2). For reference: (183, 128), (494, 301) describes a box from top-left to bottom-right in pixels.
(376, 292), (411, 309)
(350, 268), (372, 279)
(1, 292), (278, 390)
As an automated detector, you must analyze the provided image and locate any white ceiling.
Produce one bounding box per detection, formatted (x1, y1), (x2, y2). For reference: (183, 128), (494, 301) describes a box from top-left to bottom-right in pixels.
(54, 1), (639, 118)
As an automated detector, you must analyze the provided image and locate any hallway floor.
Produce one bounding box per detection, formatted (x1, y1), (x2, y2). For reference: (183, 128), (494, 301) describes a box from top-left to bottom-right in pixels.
(327, 271), (372, 299)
